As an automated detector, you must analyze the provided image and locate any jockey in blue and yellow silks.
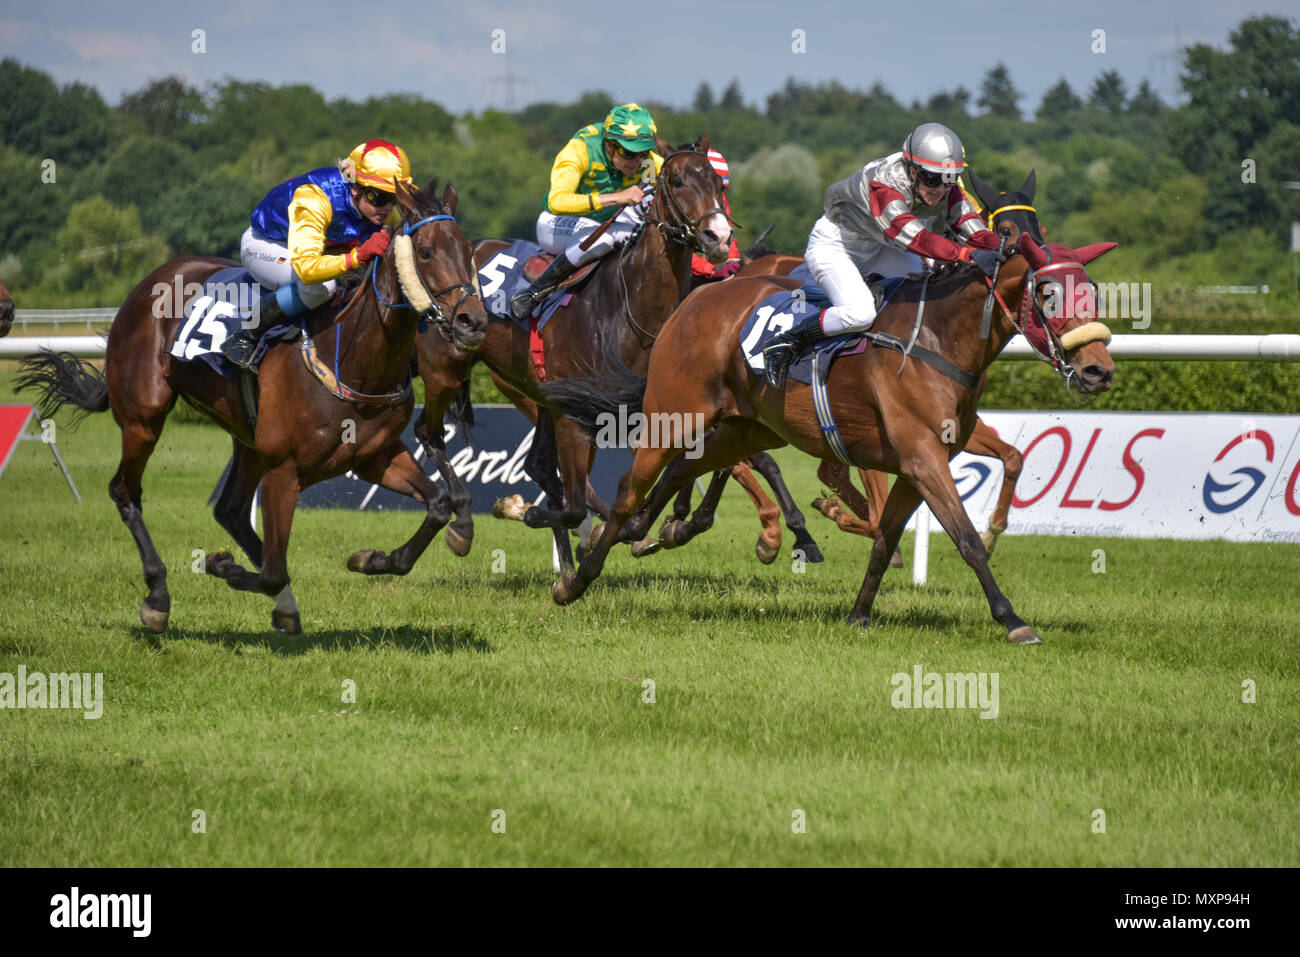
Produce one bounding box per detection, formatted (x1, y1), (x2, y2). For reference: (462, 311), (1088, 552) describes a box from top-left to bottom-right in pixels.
(509, 103), (665, 320)
(222, 139), (415, 370)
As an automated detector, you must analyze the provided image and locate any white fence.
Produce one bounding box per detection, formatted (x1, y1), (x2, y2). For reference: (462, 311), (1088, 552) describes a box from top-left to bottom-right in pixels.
(7, 309), (118, 333)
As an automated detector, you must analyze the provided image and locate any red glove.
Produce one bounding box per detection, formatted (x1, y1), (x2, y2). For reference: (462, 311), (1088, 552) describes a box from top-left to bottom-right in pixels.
(712, 260), (742, 280)
(349, 229), (391, 268)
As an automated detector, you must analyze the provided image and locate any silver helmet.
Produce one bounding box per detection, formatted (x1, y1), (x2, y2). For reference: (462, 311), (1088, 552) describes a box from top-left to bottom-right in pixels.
(901, 123), (967, 177)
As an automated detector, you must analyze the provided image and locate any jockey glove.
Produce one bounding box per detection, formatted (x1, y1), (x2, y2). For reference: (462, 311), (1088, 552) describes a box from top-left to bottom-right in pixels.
(713, 260), (742, 279)
(352, 229), (392, 267)
(969, 247), (1005, 279)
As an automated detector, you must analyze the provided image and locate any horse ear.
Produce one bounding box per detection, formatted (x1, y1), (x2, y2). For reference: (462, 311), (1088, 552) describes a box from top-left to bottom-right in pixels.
(654, 134), (671, 155)
(968, 170), (1002, 214)
(1020, 234), (1048, 269)
(1072, 241), (1118, 265)
(394, 178), (420, 220)
(697, 135), (710, 154)
(1020, 168), (1037, 201)
(441, 182), (458, 216)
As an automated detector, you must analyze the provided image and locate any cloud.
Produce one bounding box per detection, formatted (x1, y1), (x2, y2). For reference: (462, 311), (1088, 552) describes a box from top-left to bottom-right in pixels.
(52, 26), (167, 63)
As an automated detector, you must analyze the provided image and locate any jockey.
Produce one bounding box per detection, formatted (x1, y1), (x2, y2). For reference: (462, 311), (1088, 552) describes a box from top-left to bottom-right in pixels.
(222, 139), (414, 369)
(689, 147), (742, 285)
(509, 103), (665, 320)
(762, 122), (1004, 389)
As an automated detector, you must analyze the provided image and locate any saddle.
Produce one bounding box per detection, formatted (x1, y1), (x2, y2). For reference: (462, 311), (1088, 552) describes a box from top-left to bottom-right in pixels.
(523, 253), (598, 289)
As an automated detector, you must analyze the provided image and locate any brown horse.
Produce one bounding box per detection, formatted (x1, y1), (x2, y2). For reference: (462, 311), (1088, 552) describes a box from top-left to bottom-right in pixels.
(744, 170), (1042, 558)
(410, 141), (736, 573)
(545, 235), (1117, 643)
(18, 178), (488, 634)
(0, 278), (13, 337)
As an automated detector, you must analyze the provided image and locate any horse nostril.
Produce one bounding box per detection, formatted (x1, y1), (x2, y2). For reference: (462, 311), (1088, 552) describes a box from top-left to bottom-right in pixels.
(1084, 365), (1112, 385)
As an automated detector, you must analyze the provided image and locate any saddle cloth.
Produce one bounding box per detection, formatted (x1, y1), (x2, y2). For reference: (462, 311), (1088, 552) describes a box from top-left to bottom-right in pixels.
(738, 276), (906, 386)
(476, 240), (594, 331)
(168, 267), (299, 380)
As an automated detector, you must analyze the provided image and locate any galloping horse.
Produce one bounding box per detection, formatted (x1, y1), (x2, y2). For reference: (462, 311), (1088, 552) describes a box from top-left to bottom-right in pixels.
(18, 178), (487, 634)
(0, 279), (13, 337)
(545, 234), (1117, 643)
(411, 140), (819, 571)
(742, 170), (1043, 558)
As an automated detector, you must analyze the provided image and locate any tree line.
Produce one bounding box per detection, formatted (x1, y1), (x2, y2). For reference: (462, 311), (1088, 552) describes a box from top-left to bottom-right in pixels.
(1, 14), (1297, 308)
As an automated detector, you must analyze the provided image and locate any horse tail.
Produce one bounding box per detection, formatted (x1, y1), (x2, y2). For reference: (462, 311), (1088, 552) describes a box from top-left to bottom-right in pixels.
(539, 370), (646, 432)
(15, 349), (110, 427)
(447, 378), (474, 434)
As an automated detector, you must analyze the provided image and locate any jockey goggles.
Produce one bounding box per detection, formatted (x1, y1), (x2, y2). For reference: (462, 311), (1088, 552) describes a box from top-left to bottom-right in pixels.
(359, 185), (397, 207)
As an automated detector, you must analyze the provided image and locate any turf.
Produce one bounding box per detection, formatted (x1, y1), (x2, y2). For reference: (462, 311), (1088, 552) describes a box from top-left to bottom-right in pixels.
(0, 370), (1296, 866)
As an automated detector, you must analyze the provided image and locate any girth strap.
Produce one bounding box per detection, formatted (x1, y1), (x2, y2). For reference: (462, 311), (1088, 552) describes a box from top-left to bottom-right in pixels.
(811, 339), (856, 467)
(860, 331), (979, 389)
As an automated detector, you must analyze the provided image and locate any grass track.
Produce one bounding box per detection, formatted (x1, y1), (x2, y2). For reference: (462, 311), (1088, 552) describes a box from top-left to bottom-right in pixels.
(0, 373), (1296, 866)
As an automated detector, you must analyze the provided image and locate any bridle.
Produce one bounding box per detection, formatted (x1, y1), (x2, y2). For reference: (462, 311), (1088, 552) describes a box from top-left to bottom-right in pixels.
(642, 148), (737, 250)
(371, 213), (480, 339)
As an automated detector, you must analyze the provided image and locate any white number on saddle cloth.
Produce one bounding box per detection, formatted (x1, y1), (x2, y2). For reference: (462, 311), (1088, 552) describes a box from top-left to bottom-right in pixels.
(478, 253), (518, 298)
(170, 294), (236, 361)
(741, 305), (795, 371)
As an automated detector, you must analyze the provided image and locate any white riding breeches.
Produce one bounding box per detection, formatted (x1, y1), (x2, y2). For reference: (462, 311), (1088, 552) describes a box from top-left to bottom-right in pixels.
(804, 215), (925, 335)
(535, 199), (649, 267)
(239, 227), (336, 310)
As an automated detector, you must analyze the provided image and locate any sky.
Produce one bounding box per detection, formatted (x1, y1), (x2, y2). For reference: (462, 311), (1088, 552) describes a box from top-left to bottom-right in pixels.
(0, 0), (1289, 115)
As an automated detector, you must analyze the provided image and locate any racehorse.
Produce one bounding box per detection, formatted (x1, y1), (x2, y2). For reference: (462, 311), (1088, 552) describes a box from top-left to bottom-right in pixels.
(411, 140), (821, 573)
(543, 234), (1117, 643)
(0, 279), (13, 337)
(17, 178), (487, 635)
(743, 170), (1042, 559)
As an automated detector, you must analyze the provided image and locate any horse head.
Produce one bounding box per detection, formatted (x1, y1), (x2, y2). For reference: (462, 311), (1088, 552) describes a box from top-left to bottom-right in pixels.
(392, 178), (488, 353)
(650, 137), (734, 265)
(969, 168), (1044, 251)
(0, 279), (13, 338)
(1019, 235), (1117, 396)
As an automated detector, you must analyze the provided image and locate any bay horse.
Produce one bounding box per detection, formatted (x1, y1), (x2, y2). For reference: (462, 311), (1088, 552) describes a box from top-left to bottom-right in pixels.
(744, 170), (1043, 558)
(411, 139), (751, 573)
(544, 234), (1117, 643)
(17, 178), (488, 634)
(0, 278), (13, 337)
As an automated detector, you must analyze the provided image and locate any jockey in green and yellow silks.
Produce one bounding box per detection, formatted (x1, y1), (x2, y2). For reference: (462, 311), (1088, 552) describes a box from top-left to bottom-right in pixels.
(510, 103), (665, 320)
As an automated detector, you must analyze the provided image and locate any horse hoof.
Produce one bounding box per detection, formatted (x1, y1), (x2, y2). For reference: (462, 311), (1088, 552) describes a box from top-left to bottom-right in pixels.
(491, 494), (528, 521)
(657, 518), (687, 548)
(581, 522), (604, 552)
(889, 550), (904, 569)
(347, 549), (377, 573)
(139, 602), (169, 634)
(796, 541), (825, 563)
(445, 527), (472, 557)
(1007, 625), (1042, 645)
(205, 549), (236, 577)
(552, 575), (581, 605)
(631, 538), (661, 558)
(754, 538), (779, 564)
(272, 609), (302, 635)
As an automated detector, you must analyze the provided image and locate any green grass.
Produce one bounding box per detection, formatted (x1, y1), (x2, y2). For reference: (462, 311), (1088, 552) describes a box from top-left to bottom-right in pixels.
(0, 371), (1297, 867)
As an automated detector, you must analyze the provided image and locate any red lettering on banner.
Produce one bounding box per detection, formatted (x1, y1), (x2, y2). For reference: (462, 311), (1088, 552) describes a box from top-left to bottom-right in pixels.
(1097, 428), (1165, 511)
(1286, 457), (1300, 516)
(1060, 428), (1101, 508)
(1215, 430), (1275, 463)
(1012, 426), (1072, 508)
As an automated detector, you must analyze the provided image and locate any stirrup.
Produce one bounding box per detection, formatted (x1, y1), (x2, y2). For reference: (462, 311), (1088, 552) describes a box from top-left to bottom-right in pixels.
(762, 344), (795, 390)
(221, 334), (259, 372)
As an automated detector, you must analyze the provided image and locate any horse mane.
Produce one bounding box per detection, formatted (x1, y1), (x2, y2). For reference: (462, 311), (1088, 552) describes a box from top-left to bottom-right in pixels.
(411, 177), (448, 217)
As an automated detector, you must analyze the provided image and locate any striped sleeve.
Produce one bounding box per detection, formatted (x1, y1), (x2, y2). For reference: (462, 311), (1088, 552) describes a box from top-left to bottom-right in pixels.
(948, 186), (998, 248)
(867, 180), (969, 262)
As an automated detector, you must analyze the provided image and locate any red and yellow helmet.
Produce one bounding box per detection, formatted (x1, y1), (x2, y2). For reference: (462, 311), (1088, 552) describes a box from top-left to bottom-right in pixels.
(340, 139), (414, 192)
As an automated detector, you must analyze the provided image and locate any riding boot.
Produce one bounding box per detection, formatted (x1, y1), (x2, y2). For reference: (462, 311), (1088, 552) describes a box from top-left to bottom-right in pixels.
(509, 254), (578, 321)
(221, 289), (286, 372)
(762, 310), (828, 390)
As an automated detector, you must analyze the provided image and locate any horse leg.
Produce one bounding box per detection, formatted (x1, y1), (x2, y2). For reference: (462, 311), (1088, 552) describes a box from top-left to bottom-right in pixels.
(902, 441), (1041, 644)
(345, 444), (454, 576)
(556, 418), (774, 604)
(415, 399), (473, 558)
(746, 451), (824, 563)
(519, 410), (575, 574)
(109, 414), (173, 633)
(659, 467), (734, 549)
(720, 460), (782, 563)
(965, 419), (1022, 555)
(209, 441), (304, 633)
(846, 476), (924, 626)
(856, 468), (903, 568)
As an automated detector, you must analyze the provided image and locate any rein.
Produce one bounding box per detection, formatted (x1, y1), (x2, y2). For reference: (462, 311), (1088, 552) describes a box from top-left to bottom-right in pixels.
(300, 212), (477, 406)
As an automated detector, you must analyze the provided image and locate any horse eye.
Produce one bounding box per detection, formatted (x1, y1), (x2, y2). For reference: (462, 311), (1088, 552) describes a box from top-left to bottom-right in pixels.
(671, 176), (684, 188)
(999, 224), (1013, 235)
(419, 247), (432, 260)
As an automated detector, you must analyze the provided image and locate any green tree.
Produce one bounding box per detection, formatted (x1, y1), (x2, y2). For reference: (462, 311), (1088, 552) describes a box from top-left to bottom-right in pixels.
(693, 81), (715, 113)
(977, 62), (1022, 118)
(117, 75), (205, 139)
(719, 80), (744, 111)
(1037, 78), (1082, 119)
(1088, 70), (1127, 113)
(1127, 79), (1164, 116)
